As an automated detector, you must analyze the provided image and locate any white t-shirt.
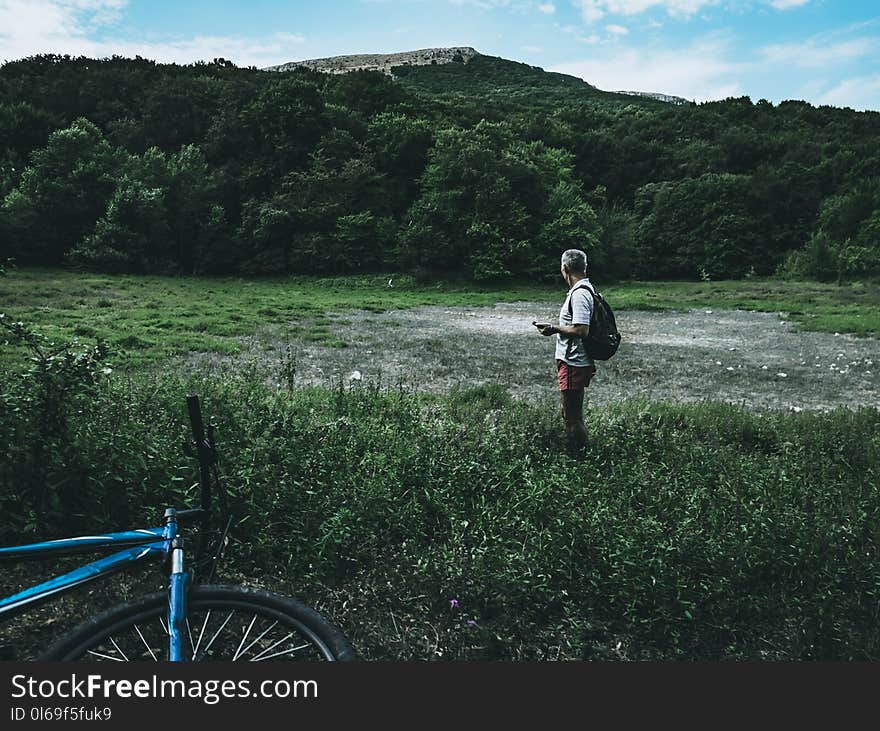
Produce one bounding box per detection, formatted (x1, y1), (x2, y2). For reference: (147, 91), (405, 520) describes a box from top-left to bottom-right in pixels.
(555, 279), (594, 367)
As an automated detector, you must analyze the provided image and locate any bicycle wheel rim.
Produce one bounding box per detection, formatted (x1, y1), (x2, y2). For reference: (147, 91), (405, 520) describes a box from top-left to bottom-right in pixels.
(40, 585), (355, 661)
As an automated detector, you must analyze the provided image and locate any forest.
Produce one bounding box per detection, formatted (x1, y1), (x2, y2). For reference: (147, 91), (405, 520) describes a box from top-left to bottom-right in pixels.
(0, 52), (879, 282)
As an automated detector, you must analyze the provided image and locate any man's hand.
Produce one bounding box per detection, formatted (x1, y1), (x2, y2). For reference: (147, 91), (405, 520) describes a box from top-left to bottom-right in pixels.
(533, 322), (556, 336)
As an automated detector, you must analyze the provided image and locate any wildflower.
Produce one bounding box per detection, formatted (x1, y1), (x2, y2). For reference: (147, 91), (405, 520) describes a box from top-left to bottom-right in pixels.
(467, 619), (477, 627)
(449, 598), (459, 609)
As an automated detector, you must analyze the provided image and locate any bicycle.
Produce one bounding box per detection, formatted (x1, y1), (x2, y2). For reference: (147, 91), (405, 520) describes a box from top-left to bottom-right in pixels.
(0, 395), (356, 661)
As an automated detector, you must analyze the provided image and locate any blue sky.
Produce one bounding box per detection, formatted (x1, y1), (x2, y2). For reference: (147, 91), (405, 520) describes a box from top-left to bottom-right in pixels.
(1, 1), (879, 110)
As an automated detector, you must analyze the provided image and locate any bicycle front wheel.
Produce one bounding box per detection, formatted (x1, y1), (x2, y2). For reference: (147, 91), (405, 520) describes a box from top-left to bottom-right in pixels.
(39, 585), (356, 661)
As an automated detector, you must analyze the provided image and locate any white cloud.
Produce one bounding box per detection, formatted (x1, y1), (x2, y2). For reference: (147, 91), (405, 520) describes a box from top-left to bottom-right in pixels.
(0, 0), (306, 67)
(552, 38), (745, 100)
(606, 24), (629, 34)
(573, 1), (605, 22)
(537, 2), (556, 13)
(100, 35), (306, 68)
(448, 0), (512, 7)
(816, 75), (880, 111)
(769, 0), (810, 9)
(0, 0), (127, 36)
(761, 36), (877, 68)
(553, 23), (880, 108)
(571, 0), (717, 23)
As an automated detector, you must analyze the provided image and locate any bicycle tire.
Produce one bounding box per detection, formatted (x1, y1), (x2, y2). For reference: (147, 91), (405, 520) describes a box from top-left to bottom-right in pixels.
(39, 585), (356, 661)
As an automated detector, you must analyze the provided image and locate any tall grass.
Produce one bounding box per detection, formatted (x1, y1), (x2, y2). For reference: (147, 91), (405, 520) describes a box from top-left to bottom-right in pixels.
(2, 361), (878, 660)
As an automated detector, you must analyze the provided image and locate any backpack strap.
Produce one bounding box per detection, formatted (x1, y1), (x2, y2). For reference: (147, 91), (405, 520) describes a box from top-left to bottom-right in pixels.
(565, 281), (594, 319)
(564, 281), (593, 359)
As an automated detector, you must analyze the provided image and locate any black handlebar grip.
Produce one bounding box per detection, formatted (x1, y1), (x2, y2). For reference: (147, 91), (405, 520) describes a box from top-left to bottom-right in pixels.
(187, 395), (205, 444)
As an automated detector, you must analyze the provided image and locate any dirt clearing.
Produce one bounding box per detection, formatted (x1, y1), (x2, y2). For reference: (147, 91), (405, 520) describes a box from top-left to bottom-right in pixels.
(189, 304), (880, 411)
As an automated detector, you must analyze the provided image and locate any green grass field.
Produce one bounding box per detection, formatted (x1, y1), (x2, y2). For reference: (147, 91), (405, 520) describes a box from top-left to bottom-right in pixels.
(1, 269), (878, 371)
(2, 373), (879, 659)
(611, 279), (880, 338)
(2, 269), (879, 659)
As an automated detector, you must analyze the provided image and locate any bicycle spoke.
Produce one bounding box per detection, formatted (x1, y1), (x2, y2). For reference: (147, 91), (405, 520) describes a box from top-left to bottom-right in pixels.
(199, 611), (235, 658)
(185, 618), (195, 656)
(193, 610), (212, 656)
(87, 650), (124, 661)
(250, 632), (295, 662)
(233, 615), (258, 661)
(133, 624), (158, 661)
(237, 619), (278, 660)
(253, 642), (312, 662)
(109, 637), (129, 662)
(45, 587), (351, 662)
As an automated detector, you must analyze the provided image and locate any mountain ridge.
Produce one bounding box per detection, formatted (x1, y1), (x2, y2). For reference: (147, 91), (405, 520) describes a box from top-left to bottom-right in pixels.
(266, 47), (692, 106)
(264, 47), (480, 75)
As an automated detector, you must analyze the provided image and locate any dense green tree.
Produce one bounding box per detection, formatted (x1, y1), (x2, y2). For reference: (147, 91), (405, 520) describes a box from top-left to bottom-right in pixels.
(784, 179), (880, 279)
(534, 180), (601, 278)
(125, 145), (229, 273)
(1, 118), (124, 264)
(234, 198), (299, 274)
(635, 174), (766, 278)
(138, 76), (224, 152)
(403, 122), (600, 280)
(401, 122), (526, 277)
(235, 153), (390, 274)
(818, 179), (880, 243)
(237, 76), (329, 193)
(324, 70), (406, 117)
(593, 203), (639, 281)
(1, 53), (878, 280)
(367, 112), (433, 213)
(67, 178), (170, 272)
(0, 102), (55, 195)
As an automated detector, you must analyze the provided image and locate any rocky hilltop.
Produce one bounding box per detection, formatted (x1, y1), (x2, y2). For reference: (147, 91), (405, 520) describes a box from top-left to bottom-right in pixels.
(266, 47), (689, 106)
(616, 90), (691, 105)
(265, 47), (480, 75)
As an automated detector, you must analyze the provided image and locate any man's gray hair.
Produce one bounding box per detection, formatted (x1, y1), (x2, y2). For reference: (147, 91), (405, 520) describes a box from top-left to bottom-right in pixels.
(561, 249), (587, 274)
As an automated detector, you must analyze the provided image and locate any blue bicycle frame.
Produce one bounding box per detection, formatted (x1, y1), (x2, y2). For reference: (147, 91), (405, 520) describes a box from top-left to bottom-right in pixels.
(0, 509), (191, 661)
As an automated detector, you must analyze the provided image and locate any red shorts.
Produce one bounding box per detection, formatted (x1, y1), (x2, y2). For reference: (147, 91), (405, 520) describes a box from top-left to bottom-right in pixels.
(556, 360), (596, 391)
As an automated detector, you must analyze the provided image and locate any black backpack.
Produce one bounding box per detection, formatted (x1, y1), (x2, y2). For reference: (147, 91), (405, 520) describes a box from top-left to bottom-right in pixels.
(566, 281), (621, 361)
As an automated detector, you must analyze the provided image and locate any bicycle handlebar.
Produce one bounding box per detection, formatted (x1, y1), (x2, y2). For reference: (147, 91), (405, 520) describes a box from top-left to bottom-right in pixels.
(186, 395), (213, 513)
(184, 395), (232, 583)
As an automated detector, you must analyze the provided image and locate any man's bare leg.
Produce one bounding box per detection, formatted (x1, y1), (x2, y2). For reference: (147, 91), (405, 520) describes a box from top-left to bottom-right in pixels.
(561, 389), (588, 452)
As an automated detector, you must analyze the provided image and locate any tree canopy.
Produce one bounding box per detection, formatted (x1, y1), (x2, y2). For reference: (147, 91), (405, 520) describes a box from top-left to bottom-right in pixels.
(1, 53), (878, 281)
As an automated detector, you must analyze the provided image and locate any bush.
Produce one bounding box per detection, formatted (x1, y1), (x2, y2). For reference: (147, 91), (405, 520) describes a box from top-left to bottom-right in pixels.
(780, 233), (838, 281)
(781, 232), (880, 282)
(0, 316), (116, 532)
(1, 352), (879, 660)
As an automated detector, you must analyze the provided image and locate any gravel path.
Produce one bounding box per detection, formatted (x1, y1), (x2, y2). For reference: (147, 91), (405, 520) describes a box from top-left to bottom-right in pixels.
(190, 304), (880, 411)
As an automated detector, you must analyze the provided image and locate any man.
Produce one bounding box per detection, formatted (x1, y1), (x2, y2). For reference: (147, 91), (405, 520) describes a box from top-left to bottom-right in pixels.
(535, 249), (596, 451)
